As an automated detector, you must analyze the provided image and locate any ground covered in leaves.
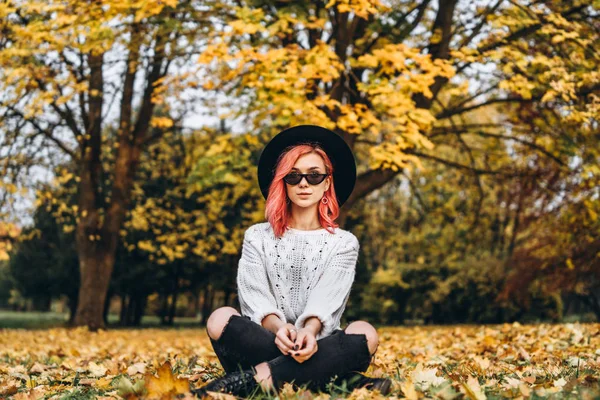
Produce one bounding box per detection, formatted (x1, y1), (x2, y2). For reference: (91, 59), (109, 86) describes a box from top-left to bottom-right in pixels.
(1, 322), (599, 399)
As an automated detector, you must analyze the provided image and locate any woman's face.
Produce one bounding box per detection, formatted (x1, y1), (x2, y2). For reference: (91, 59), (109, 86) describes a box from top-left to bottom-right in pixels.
(286, 152), (331, 209)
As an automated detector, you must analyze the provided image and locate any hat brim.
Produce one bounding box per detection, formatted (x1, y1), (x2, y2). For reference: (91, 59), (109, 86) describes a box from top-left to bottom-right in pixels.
(257, 125), (357, 207)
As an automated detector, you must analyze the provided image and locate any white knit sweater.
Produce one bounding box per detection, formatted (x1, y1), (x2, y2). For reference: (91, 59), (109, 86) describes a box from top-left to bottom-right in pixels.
(236, 222), (360, 340)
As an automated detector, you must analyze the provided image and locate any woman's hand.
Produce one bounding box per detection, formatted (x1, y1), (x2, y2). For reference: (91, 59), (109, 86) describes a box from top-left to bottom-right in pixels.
(290, 328), (318, 363)
(274, 323), (298, 355)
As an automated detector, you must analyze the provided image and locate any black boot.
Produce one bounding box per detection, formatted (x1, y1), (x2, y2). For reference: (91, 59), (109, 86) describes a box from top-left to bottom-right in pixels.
(333, 372), (392, 395)
(192, 368), (263, 398)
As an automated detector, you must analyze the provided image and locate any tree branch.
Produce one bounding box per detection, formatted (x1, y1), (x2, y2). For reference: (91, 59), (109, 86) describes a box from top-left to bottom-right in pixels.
(436, 96), (537, 119)
(451, 119), (485, 229)
(5, 105), (77, 159)
(413, 0), (458, 109)
(478, 5), (588, 54)
(458, 0), (505, 48)
(437, 80), (599, 120)
(397, 0), (432, 43)
(405, 149), (528, 177)
(343, 167), (398, 209)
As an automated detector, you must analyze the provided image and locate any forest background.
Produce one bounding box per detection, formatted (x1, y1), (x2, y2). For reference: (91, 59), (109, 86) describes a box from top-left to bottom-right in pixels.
(0, 0), (598, 331)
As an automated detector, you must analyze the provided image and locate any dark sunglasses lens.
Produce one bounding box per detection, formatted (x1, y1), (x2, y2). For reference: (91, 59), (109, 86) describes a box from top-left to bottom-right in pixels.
(306, 174), (326, 184)
(284, 174), (302, 185)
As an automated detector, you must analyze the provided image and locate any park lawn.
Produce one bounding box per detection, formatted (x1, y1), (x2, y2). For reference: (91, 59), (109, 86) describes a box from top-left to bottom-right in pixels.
(0, 323), (599, 399)
(0, 311), (203, 330)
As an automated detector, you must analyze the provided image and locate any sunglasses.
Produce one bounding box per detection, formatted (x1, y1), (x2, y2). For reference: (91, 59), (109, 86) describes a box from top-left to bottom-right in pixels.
(283, 172), (329, 185)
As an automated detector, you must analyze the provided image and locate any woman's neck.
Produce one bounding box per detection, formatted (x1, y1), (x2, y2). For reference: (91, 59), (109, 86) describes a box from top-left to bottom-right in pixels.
(289, 205), (321, 230)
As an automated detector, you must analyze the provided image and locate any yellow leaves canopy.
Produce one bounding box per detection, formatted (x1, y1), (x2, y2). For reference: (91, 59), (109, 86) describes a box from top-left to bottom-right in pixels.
(197, 8), (456, 172)
(0, 223), (20, 261)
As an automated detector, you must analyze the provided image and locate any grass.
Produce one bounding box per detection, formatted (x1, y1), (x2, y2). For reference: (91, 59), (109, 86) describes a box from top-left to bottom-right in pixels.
(0, 310), (204, 329)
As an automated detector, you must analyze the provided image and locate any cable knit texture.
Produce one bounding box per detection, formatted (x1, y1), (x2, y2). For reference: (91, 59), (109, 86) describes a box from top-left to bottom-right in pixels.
(236, 222), (359, 340)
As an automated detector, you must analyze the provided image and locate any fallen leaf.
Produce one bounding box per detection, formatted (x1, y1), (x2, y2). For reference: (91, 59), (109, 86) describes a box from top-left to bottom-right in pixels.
(473, 356), (490, 372)
(522, 376), (536, 384)
(501, 376), (521, 390)
(116, 376), (145, 398)
(88, 361), (108, 377)
(96, 377), (113, 390)
(411, 363), (446, 390)
(553, 377), (567, 388)
(206, 391), (238, 399)
(188, 373), (208, 382)
(399, 378), (419, 400)
(517, 347), (530, 362)
(460, 376), (486, 400)
(145, 361), (190, 399)
(29, 362), (48, 374)
(0, 380), (19, 396)
(127, 362), (147, 375)
(519, 383), (531, 397)
(11, 387), (46, 400)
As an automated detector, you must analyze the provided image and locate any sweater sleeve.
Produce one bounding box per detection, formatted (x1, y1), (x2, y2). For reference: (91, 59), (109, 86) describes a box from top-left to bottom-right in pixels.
(237, 226), (287, 326)
(294, 234), (359, 339)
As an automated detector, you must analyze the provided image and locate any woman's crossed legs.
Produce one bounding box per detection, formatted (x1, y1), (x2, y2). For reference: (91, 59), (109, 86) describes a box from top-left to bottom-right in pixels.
(205, 306), (379, 392)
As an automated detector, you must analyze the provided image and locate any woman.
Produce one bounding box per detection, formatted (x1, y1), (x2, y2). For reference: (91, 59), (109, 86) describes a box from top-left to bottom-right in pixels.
(194, 125), (391, 398)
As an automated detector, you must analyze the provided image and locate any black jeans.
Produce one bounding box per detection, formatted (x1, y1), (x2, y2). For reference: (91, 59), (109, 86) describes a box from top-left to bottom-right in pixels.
(208, 315), (375, 392)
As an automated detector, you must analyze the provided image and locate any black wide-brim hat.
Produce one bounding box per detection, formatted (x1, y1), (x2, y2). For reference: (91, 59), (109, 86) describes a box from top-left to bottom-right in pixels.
(257, 125), (357, 206)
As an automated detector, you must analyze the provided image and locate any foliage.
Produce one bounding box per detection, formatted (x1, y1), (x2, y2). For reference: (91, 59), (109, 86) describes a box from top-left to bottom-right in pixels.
(196, 0), (597, 188)
(0, 0), (222, 328)
(8, 199), (79, 314)
(0, 324), (599, 399)
(192, 0), (599, 321)
(0, 0), (598, 329)
(0, 263), (14, 308)
(3, 126), (267, 324)
(0, 224), (19, 262)
(360, 256), (562, 325)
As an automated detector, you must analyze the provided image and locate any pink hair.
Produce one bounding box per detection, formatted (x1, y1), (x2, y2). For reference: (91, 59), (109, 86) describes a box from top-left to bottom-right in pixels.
(265, 143), (340, 238)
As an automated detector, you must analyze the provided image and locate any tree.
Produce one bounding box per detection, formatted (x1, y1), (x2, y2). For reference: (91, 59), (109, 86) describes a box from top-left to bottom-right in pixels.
(9, 199), (80, 318)
(122, 127), (268, 322)
(194, 0), (599, 321)
(195, 0), (597, 224)
(111, 127), (266, 324)
(0, 0), (215, 329)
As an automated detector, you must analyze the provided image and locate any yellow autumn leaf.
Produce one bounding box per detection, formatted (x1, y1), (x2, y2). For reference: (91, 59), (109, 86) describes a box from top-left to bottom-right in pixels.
(145, 361), (190, 399)
(150, 117), (174, 129)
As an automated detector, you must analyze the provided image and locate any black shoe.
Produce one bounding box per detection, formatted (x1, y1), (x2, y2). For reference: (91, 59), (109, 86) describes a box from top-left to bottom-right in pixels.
(192, 368), (261, 398)
(337, 372), (392, 395)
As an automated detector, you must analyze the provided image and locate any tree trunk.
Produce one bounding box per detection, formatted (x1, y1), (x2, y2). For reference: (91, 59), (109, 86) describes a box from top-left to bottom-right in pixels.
(200, 288), (208, 324)
(119, 295), (128, 325)
(160, 293), (169, 325)
(193, 292), (200, 316)
(126, 294), (137, 325)
(167, 263), (181, 325)
(68, 293), (79, 325)
(168, 292), (178, 325)
(33, 296), (51, 312)
(582, 293), (600, 322)
(133, 295), (146, 326)
(72, 33), (166, 330)
(201, 286), (214, 324)
(223, 285), (232, 308)
(73, 248), (115, 330)
(508, 193), (524, 258)
(103, 289), (111, 325)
